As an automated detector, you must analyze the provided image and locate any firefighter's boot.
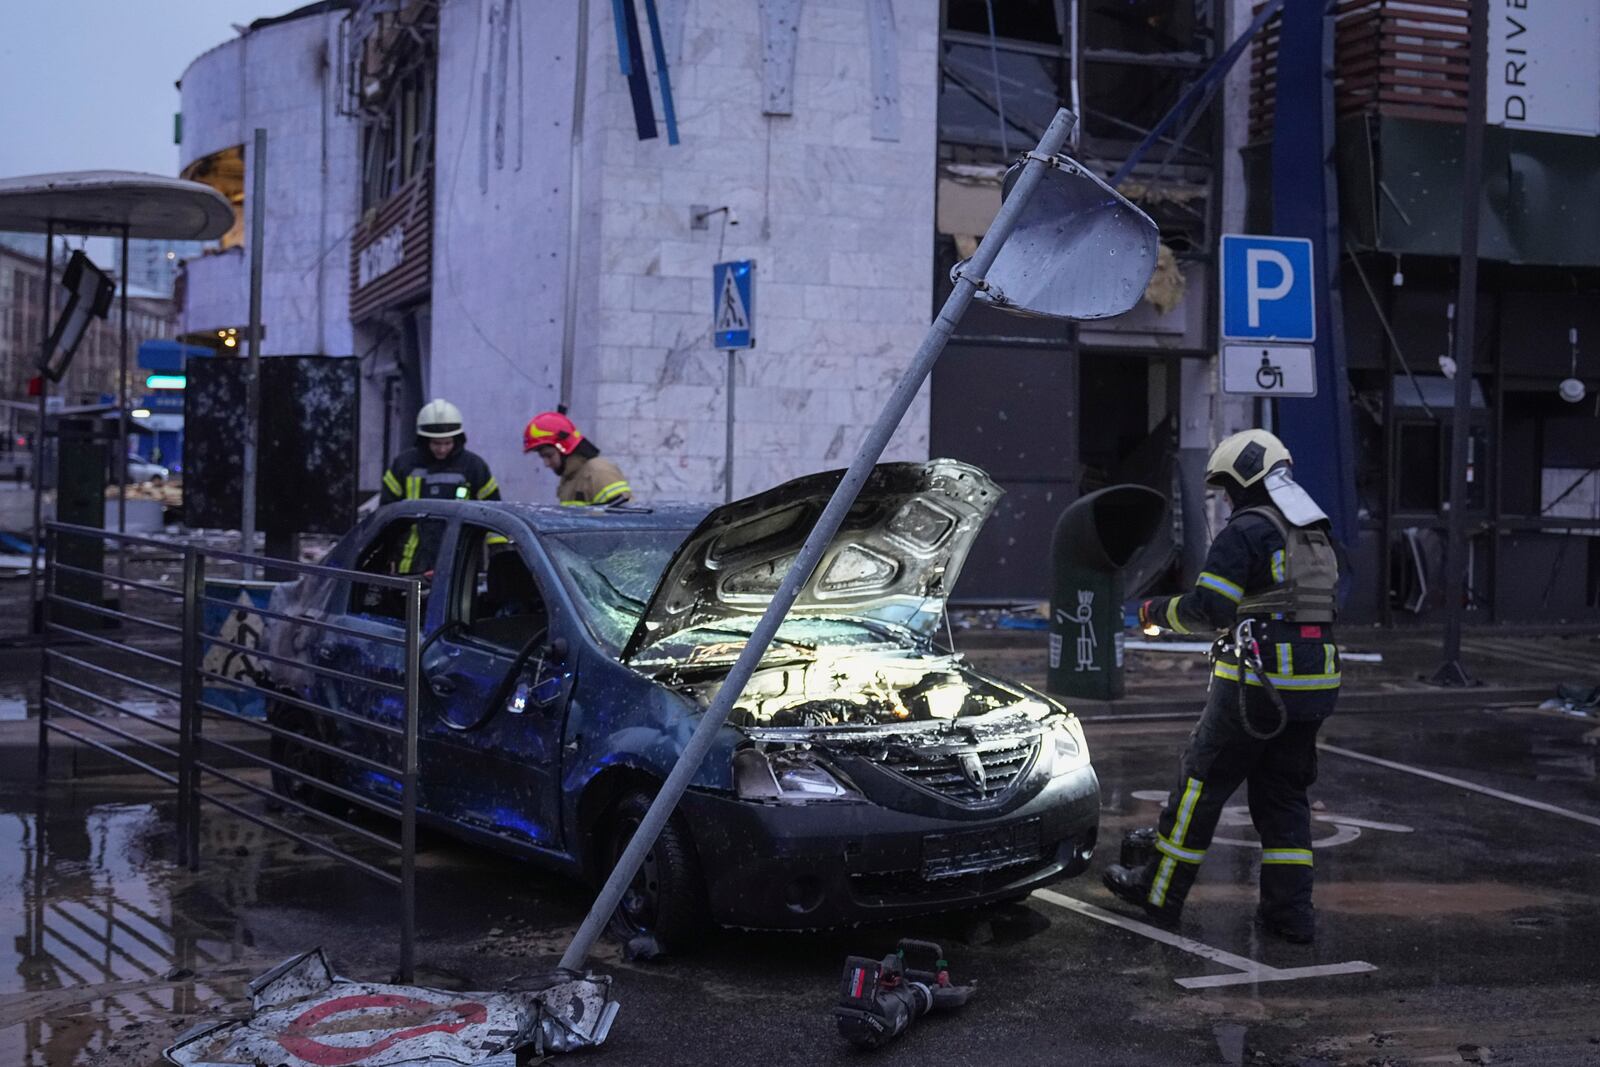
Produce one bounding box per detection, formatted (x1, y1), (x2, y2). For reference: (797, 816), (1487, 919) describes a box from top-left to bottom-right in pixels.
(1102, 859), (1194, 927)
(1257, 849), (1315, 943)
(1255, 904), (1315, 944)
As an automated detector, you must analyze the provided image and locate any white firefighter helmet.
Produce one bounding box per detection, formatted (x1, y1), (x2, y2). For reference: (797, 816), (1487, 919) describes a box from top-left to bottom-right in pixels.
(1205, 429), (1290, 490)
(1206, 429), (1327, 526)
(416, 399), (464, 439)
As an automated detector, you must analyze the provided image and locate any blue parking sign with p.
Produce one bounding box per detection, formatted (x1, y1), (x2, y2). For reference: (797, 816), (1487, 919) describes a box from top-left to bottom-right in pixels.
(1220, 235), (1315, 342)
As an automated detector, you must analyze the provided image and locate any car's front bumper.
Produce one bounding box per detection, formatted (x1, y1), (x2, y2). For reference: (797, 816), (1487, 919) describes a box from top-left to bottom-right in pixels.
(679, 765), (1099, 930)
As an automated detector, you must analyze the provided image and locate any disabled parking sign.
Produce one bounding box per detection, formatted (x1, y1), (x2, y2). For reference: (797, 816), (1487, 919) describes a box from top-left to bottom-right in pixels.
(1219, 234), (1315, 342)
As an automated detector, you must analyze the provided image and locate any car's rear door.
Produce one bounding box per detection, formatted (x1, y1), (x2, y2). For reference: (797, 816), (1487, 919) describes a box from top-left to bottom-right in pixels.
(419, 519), (573, 849)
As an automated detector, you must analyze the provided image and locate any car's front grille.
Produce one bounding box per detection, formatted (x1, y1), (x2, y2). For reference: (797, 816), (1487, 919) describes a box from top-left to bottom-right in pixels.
(874, 737), (1039, 804)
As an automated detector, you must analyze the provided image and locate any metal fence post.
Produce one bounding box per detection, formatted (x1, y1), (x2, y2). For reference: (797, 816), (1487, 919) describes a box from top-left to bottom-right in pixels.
(178, 548), (203, 869)
(399, 577), (420, 983)
(36, 526), (53, 782)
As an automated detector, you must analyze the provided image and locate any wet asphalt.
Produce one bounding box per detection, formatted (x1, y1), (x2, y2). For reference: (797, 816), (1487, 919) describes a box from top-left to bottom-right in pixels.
(2, 702), (1599, 1066)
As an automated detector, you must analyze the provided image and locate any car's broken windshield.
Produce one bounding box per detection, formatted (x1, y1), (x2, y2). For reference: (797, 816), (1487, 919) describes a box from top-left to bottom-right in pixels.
(544, 529), (689, 654)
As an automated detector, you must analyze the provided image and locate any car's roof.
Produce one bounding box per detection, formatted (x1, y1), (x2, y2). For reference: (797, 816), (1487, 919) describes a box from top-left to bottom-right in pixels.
(398, 499), (710, 534)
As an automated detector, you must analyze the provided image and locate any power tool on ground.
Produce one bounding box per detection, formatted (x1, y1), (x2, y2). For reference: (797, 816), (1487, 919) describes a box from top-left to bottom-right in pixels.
(833, 938), (975, 1050)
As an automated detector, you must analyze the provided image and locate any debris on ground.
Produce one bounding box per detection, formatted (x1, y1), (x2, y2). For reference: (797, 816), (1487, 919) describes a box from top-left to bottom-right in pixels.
(163, 948), (618, 1065)
(623, 934), (664, 962)
(1538, 683), (1600, 716)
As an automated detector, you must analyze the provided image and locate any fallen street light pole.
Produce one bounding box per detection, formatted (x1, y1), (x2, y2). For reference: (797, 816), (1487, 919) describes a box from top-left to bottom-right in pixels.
(557, 108), (1082, 973)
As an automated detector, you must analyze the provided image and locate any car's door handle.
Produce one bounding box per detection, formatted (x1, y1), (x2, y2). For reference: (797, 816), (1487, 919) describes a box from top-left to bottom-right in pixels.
(429, 676), (456, 696)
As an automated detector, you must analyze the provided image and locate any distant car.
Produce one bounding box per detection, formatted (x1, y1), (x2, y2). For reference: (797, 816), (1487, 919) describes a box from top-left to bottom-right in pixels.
(123, 454), (169, 484)
(260, 460), (1100, 948)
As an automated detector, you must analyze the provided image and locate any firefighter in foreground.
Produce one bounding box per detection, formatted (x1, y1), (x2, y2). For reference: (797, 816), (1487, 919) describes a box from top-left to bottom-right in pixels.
(380, 399), (500, 571)
(1103, 429), (1341, 944)
(523, 410), (633, 506)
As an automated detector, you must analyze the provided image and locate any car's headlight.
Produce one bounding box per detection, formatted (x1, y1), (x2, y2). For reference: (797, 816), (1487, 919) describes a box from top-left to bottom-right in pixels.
(1049, 717), (1091, 775)
(734, 749), (858, 801)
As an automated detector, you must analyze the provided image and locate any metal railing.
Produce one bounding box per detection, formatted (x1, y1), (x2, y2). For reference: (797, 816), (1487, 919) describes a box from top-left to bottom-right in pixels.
(38, 522), (423, 980)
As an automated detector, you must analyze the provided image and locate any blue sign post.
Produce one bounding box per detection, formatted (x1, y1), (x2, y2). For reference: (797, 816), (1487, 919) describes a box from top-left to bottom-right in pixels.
(713, 260), (755, 503)
(712, 260), (754, 350)
(1219, 234), (1316, 341)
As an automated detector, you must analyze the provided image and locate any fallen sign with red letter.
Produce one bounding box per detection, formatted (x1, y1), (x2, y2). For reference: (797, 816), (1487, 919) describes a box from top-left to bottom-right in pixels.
(164, 948), (618, 1066)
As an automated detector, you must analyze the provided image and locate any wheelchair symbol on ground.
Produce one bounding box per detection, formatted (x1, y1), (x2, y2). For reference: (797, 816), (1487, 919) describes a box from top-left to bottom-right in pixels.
(1130, 790), (1413, 850)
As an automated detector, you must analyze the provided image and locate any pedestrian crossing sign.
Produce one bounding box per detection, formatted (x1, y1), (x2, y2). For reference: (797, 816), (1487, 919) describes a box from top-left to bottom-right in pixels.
(713, 260), (755, 350)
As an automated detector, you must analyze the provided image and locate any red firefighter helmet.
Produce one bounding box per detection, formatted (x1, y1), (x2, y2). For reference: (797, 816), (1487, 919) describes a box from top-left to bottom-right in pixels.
(523, 410), (583, 455)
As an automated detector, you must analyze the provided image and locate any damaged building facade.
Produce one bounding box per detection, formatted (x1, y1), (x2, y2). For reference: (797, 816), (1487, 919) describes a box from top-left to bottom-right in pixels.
(174, 0), (1274, 600)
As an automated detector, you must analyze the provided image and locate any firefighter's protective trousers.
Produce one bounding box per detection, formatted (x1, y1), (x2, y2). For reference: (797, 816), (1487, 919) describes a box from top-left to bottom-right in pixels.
(1147, 669), (1324, 922)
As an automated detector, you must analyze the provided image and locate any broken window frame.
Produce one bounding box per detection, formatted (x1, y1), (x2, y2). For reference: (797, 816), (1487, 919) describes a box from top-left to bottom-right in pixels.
(360, 52), (435, 211)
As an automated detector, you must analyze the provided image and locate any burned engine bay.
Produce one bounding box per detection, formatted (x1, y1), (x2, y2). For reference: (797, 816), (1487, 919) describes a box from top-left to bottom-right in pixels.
(665, 650), (1064, 736)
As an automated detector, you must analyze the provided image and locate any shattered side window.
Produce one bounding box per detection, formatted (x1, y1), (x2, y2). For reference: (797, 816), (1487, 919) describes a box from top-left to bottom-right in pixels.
(542, 529), (690, 654)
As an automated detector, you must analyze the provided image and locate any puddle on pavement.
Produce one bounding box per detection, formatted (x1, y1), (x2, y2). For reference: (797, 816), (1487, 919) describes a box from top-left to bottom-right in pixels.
(0, 785), (269, 1066)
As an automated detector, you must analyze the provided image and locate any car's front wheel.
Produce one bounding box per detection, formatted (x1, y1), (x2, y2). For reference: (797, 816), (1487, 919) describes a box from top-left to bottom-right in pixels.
(267, 700), (337, 813)
(604, 790), (709, 953)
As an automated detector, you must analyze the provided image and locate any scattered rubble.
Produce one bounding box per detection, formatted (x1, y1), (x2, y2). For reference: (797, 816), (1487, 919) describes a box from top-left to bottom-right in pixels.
(164, 948), (618, 1066)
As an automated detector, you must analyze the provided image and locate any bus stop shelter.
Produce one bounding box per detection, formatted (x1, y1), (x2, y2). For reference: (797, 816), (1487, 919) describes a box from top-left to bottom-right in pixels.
(0, 170), (232, 627)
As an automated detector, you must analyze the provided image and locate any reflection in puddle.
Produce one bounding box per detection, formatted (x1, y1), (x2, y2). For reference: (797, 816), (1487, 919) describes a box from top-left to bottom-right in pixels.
(0, 697), (26, 721)
(0, 793), (255, 1066)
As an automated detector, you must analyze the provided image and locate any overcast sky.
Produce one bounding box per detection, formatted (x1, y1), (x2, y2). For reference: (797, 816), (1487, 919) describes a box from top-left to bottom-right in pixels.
(0, 1), (307, 179)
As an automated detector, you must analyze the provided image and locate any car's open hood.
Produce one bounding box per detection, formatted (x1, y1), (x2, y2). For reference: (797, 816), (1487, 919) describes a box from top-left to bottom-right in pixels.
(620, 460), (1001, 661)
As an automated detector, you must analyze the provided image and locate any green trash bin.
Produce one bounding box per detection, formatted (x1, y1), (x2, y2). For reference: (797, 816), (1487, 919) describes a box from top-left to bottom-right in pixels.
(1047, 484), (1167, 700)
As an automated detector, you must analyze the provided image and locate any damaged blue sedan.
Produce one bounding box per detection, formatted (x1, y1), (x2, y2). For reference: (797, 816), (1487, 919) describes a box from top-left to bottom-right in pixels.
(263, 459), (1099, 948)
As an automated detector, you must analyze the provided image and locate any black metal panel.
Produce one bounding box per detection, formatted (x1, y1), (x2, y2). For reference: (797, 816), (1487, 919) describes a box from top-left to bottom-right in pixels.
(957, 481), (1074, 602)
(932, 342), (1078, 600)
(1494, 532), (1595, 620)
(184, 357), (359, 534)
(1374, 117), (1600, 267)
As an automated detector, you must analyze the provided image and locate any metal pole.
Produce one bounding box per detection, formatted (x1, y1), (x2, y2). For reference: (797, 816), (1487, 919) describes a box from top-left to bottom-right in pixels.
(399, 577), (420, 983)
(1431, 0), (1487, 687)
(559, 0), (591, 409)
(557, 107), (1081, 974)
(242, 128), (267, 572)
(30, 223), (54, 634)
(187, 554), (205, 871)
(177, 548), (202, 869)
(724, 351), (735, 503)
(117, 226), (129, 540)
(37, 526), (52, 781)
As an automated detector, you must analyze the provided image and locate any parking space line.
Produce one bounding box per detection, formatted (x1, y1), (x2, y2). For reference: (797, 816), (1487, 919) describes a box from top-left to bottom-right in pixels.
(1319, 743), (1600, 829)
(1176, 962), (1379, 990)
(1032, 889), (1377, 990)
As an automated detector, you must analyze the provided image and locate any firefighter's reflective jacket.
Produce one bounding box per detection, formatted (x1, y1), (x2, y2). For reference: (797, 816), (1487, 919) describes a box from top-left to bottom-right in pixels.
(1146, 505), (1342, 717)
(381, 446), (500, 506)
(556, 454), (632, 507)
(379, 446), (500, 573)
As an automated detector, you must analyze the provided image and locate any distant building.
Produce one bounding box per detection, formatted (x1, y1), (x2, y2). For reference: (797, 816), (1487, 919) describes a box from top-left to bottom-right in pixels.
(127, 238), (205, 298)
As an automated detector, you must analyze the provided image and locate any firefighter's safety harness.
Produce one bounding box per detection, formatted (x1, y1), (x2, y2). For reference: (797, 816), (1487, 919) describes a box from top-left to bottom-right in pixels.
(1211, 617), (1290, 740)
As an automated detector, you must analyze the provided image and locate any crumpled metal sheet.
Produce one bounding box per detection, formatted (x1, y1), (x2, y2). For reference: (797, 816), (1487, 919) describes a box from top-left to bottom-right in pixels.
(163, 949), (619, 1066)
